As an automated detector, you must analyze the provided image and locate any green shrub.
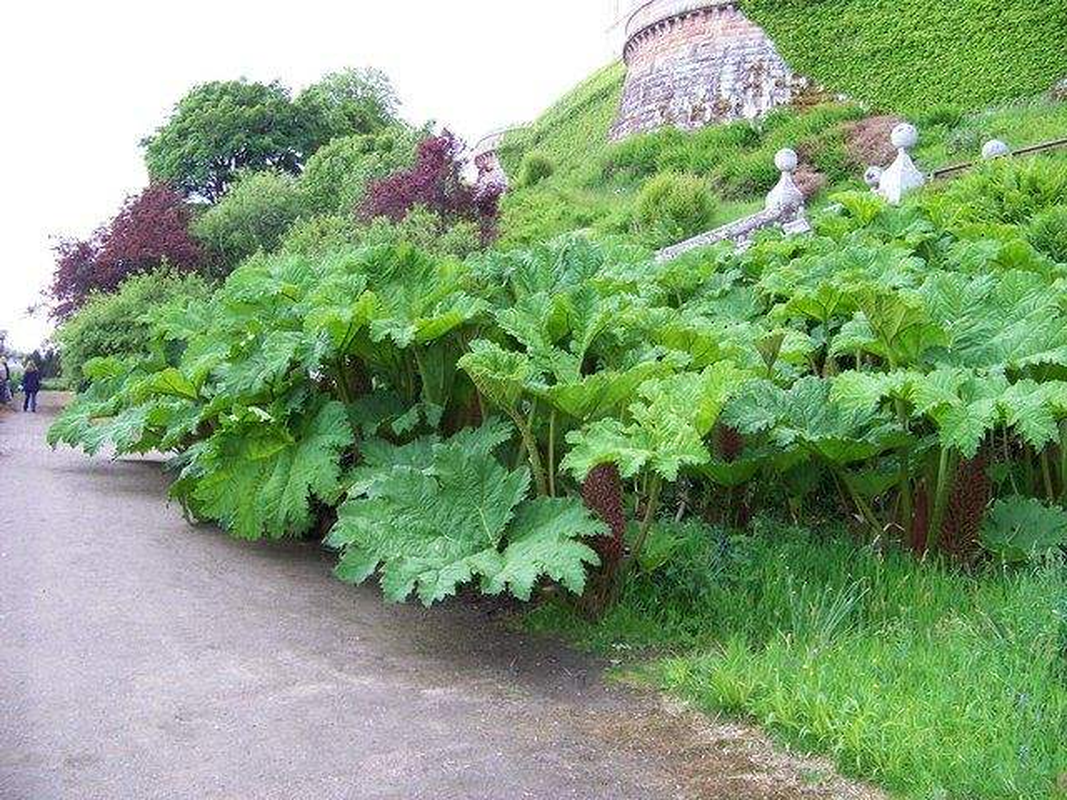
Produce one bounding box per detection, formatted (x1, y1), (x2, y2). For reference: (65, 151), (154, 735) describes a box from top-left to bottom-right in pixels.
(300, 129), (418, 215)
(356, 205), (482, 260)
(54, 269), (210, 387)
(498, 185), (619, 248)
(601, 130), (677, 181)
(282, 203), (480, 261)
(797, 128), (851, 185)
(688, 121), (762, 154)
(658, 122), (761, 176)
(518, 152), (555, 187)
(925, 157), (1067, 228)
(41, 376), (71, 392)
(192, 170), (307, 271)
(713, 150), (780, 198)
(604, 123), (766, 183)
(280, 214), (360, 257)
(435, 220), (483, 260)
(633, 173), (717, 247)
(1028, 206), (1067, 263)
(761, 104), (868, 151)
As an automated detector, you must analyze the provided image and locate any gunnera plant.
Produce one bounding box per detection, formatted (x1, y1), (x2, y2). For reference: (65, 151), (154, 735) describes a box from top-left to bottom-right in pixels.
(943, 454), (993, 560)
(910, 454), (992, 560)
(581, 463), (626, 567)
(1028, 206), (1067, 263)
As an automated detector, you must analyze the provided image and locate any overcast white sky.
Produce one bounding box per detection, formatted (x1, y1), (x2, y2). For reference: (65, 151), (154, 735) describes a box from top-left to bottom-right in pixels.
(0, 1), (622, 351)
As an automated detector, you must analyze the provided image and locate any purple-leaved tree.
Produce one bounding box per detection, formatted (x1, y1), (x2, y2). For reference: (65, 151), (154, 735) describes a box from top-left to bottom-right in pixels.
(361, 131), (502, 244)
(51, 184), (201, 319)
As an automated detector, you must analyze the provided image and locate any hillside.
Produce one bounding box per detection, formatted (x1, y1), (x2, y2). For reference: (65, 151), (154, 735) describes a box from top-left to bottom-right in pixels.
(497, 63), (626, 181)
(497, 10), (1067, 250)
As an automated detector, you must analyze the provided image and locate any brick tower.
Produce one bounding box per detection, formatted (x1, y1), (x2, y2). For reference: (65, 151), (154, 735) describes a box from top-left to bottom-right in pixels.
(611, 0), (807, 140)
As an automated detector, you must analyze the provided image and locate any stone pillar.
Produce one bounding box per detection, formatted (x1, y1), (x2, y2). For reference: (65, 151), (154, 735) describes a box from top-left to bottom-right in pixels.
(982, 139), (1011, 160)
(876, 123), (925, 205)
(765, 148), (804, 214)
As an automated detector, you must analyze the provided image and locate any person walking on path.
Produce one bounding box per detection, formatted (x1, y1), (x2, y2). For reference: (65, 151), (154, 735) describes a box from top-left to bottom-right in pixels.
(21, 360), (40, 413)
(0, 356), (10, 404)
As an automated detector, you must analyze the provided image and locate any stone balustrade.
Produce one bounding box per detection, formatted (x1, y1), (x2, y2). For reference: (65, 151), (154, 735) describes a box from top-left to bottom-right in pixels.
(656, 147), (809, 261)
(655, 122), (1060, 263)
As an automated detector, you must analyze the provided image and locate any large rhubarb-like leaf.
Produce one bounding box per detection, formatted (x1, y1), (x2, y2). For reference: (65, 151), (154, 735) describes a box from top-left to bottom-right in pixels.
(328, 424), (603, 606)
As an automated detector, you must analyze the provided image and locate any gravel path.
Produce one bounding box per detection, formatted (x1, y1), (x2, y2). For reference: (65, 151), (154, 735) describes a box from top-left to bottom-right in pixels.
(0, 394), (880, 800)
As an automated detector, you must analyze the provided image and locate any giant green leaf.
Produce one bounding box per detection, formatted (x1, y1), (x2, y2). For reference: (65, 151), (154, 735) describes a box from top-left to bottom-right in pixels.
(328, 426), (603, 606)
(192, 399), (354, 540)
(981, 497), (1067, 563)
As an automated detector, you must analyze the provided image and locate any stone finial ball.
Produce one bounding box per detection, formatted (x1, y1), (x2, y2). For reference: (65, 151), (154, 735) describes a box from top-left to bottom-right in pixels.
(890, 123), (919, 150)
(775, 148), (798, 172)
(864, 166), (884, 188)
(982, 139), (1011, 160)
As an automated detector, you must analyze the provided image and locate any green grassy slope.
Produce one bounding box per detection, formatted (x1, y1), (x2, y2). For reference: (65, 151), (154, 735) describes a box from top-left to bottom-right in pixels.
(744, 0), (1067, 114)
(498, 63), (626, 180)
(501, 0), (1066, 175)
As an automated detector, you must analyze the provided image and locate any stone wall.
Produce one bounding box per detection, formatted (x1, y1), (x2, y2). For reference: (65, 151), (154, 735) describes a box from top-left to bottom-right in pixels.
(611, 0), (806, 140)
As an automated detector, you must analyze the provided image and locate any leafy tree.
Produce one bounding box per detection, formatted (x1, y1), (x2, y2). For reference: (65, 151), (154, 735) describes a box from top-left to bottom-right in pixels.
(300, 130), (418, 216)
(22, 348), (61, 380)
(50, 238), (98, 320)
(143, 80), (315, 203)
(356, 206), (482, 261)
(280, 214), (361, 258)
(297, 68), (401, 148)
(281, 207), (481, 262)
(192, 170), (307, 271)
(50, 184), (200, 319)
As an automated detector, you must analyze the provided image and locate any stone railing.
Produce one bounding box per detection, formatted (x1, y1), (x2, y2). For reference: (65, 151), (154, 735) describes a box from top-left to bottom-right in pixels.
(930, 136), (1067, 181)
(656, 147), (809, 261)
(865, 124), (1067, 204)
(656, 207), (786, 262)
(470, 126), (526, 159)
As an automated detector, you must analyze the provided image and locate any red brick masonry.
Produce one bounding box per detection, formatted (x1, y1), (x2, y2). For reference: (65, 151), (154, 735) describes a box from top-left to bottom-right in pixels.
(611, 1), (806, 140)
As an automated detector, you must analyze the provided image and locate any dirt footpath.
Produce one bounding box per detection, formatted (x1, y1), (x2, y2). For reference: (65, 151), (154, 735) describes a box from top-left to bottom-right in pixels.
(0, 394), (881, 800)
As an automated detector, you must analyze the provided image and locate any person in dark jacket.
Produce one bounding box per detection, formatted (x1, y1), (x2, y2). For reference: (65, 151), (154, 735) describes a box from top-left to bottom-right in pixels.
(22, 360), (40, 413)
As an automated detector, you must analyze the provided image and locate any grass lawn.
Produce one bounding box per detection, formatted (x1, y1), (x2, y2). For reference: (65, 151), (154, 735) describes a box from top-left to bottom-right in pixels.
(526, 522), (1067, 799)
